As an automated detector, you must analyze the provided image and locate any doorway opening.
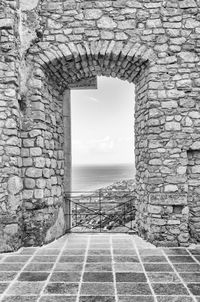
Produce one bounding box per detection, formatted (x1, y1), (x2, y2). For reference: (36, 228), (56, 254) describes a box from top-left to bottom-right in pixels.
(68, 76), (136, 233)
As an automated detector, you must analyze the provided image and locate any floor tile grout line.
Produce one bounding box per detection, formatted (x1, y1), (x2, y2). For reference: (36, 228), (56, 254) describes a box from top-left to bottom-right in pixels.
(133, 237), (158, 302)
(110, 235), (118, 302)
(0, 247), (40, 302)
(37, 235), (71, 302)
(187, 249), (200, 265)
(76, 235), (90, 302)
(165, 253), (197, 302)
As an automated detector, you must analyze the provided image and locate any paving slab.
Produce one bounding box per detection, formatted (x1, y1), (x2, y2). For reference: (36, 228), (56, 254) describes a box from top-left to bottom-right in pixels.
(0, 234), (198, 302)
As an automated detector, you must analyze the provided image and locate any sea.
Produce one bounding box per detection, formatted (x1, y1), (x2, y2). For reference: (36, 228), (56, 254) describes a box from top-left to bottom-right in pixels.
(72, 163), (135, 192)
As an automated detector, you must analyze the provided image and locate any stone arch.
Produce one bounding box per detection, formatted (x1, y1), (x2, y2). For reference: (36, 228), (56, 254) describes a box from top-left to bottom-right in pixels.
(28, 41), (157, 85)
(19, 40), (158, 246)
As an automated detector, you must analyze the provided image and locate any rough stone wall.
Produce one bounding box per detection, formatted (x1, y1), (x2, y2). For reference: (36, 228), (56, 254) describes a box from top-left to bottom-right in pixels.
(21, 72), (66, 246)
(1, 0), (200, 251)
(0, 0), (23, 252)
(187, 150), (200, 242)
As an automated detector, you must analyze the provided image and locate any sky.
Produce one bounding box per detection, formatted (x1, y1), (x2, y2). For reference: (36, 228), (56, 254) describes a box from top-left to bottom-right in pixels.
(71, 76), (135, 165)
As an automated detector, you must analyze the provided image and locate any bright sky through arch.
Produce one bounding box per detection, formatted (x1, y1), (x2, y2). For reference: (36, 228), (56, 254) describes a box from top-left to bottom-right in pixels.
(71, 76), (135, 165)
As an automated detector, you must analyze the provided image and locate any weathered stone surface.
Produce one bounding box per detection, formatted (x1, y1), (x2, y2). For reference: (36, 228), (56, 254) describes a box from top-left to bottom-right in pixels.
(149, 194), (187, 205)
(1, 0), (200, 252)
(20, 0), (40, 10)
(7, 176), (23, 195)
(97, 17), (117, 29)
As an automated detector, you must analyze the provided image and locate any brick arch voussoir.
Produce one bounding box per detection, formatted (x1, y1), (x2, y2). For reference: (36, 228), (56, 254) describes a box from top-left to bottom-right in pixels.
(28, 41), (157, 86)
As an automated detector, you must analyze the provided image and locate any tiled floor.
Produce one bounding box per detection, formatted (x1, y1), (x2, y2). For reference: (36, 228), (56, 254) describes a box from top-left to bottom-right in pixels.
(0, 234), (200, 301)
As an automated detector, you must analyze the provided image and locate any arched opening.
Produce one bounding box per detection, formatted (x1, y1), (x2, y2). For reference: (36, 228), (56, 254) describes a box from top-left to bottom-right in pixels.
(70, 76), (136, 232)
(22, 41), (152, 244)
(20, 41), (189, 247)
(71, 76), (135, 191)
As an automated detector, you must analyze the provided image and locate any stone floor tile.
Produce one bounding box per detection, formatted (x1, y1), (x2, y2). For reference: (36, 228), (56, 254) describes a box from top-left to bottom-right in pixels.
(0, 263), (24, 271)
(6, 281), (44, 295)
(1, 296), (38, 302)
(85, 263), (112, 272)
(62, 249), (86, 255)
(50, 272), (81, 282)
(151, 283), (189, 295)
(114, 263), (143, 272)
(0, 272), (17, 281)
(59, 256), (85, 263)
(156, 297), (194, 302)
(163, 249), (190, 256)
(180, 273), (200, 282)
(89, 244), (110, 249)
(31, 256), (57, 263)
(147, 272), (181, 283)
(140, 256), (167, 263)
(1, 234), (199, 301)
(44, 282), (79, 295)
(54, 263), (83, 272)
(18, 248), (37, 255)
(18, 272), (49, 281)
(173, 263), (200, 272)
(138, 249), (164, 256)
(0, 283), (9, 294)
(3, 255), (31, 263)
(86, 256), (112, 263)
(83, 272), (113, 282)
(67, 244), (88, 249)
(194, 256), (200, 262)
(79, 297), (115, 302)
(187, 283), (200, 296)
(113, 249), (137, 255)
(24, 263), (54, 271)
(188, 249), (200, 255)
(36, 249), (60, 256)
(114, 256), (139, 263)
(116, 282), (152, 295)
(39, 296), (76, 302)
(168, 256), (195, 263)
(144, 263), (174, 272)
(88, 250), (111, 255)
(115, 272), (147, 282)
(118, 297), (155, 302)
(80, 282), (115, 295)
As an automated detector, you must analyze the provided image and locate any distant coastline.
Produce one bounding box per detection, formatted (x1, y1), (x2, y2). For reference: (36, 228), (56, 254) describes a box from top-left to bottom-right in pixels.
(72, 163), (135, 192)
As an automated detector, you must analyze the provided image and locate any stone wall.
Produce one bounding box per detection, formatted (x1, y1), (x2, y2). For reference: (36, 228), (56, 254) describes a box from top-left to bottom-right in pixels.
(1, 0), (200, 251)
(0, 0), (23, 252)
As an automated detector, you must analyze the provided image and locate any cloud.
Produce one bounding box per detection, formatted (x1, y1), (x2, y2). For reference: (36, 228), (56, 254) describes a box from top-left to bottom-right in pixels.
(72, 136), (114, 154)
(88, 97), (99, 103)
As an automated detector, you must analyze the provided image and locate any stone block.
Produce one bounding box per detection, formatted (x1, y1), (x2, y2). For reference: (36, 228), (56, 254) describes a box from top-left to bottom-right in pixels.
(34, 189), (44, 199)
(149, 193), (187, 205)
(7, 176), (23, 195)
(26, 168), (42, 178)
(97, 17), (117, 29)
(148, 205), (162, 214)
(0, 19), (14, 29)
(164, 185), (178, 192)
(30, 148), (42, 157)
(85, 9), (102, 20)
(24, 178), (35, 189)
(190, 142), (200, 150)
(165, 122), (180, 131)
(180, 0), (196, 8)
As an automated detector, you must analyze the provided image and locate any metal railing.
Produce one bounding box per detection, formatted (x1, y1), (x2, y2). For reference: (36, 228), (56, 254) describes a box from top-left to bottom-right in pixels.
(64, 190), (136, 233)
